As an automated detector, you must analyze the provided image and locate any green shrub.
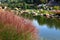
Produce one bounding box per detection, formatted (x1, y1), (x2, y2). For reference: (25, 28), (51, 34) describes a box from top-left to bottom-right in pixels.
(53, 6), (60, 10)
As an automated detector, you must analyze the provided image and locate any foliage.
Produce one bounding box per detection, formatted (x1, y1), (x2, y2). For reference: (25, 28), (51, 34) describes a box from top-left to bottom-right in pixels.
(40, 0), (47, 3)
(0, 9), (38, 40)
(34, 16), (60, 29)
(53, 6), (60, 10)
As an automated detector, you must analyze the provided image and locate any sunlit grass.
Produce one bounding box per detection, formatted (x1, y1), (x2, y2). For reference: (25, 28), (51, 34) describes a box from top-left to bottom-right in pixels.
(0, 9), (38, 40)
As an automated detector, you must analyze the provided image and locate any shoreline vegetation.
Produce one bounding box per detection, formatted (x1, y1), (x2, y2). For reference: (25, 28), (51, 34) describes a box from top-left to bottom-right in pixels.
(0, 5), (60, 19)
(0, 4), (60, 18)
(0, 7), (39, 40)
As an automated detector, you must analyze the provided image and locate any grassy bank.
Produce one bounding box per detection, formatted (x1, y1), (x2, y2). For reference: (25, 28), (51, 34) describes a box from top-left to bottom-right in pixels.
(0, 9), (38, 40)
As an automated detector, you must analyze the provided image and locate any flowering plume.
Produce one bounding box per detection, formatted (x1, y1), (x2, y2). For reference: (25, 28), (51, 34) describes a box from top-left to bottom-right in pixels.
(0, 9), (39, 40)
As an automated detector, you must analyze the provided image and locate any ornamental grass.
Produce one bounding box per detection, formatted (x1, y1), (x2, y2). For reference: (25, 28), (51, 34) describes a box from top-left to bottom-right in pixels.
(0, 9), (39, 40)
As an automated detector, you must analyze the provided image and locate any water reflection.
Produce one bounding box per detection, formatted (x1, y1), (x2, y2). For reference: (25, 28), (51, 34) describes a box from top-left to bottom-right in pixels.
(21, 14), (60, 29)
(33, 16), (60, 30)
(33, 16), (60, 40)
(21, 15), (60, 40)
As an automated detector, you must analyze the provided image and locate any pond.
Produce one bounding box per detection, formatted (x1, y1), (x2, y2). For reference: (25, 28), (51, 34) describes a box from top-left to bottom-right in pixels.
(22, 15), (60, 40)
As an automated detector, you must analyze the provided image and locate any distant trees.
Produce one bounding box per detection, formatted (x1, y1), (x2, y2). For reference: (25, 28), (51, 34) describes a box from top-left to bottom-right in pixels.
(55, 0), (60, 3)
(0, 0), (50, 4)
(0, 0), (60, 4)
(0, 0), (40, 4)
(1, 0), (60, 4)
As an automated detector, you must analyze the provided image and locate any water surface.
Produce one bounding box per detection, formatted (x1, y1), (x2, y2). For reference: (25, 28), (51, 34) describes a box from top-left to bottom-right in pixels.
(32, 16), (60, 40)
(21, 14), (60, 40)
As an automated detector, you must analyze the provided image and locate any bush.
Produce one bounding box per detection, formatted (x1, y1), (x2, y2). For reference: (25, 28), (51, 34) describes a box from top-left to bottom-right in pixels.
(53, 6), (60, 10)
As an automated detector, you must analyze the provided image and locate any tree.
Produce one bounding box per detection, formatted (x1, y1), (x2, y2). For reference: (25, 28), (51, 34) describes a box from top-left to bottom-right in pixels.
(40, 0), (48, 3)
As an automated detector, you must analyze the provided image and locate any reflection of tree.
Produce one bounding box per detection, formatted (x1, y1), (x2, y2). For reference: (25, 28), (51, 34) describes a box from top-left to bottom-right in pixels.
(21, 13), (34, 20)
(34, 16), (46, 25)
(54, 19), (60, 29)
(34, 16), (60, 29)
(21, 15), (60, 29)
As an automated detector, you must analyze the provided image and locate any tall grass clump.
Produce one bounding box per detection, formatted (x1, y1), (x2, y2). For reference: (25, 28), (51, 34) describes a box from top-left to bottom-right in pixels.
(0, 9), (39, 40)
